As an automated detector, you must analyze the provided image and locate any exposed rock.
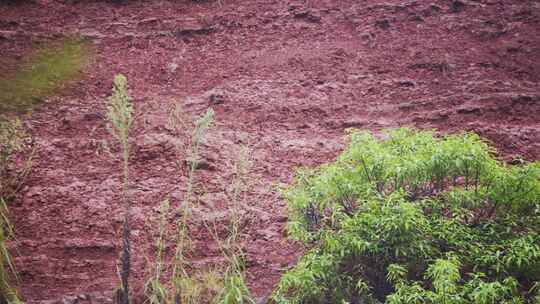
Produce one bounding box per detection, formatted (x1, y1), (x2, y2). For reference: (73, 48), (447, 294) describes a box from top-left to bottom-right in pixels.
(457, 105), (481, 114)
(475, 28), (507, 40)
(77, 29), (107, 40)
(430, 111), (450, 122)
(293, 10), (322, 23)
(342, 119), (367, 128)
(207, 89), (226, 104)
(0, 30), (17, 40)
(137, 17), (158, 25)
(174, 19), (215, 39)
(397, 79), (416, 87)
(510, 94), (539, 104)
(409, 14), (425, 22)
(41, 292), (113, 304)
(375, 19), (390, 29)
(398, 102), (416, 111)
(409, 62), (451, 73)
(421, 4), (442, 17)
(449, 0), (466, 13)
(134, 133), (178, 161)
(185, 152), (217, 171)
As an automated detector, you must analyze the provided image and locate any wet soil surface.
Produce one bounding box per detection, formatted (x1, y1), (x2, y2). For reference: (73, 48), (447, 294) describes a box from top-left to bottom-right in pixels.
(1, 0), (539, 302)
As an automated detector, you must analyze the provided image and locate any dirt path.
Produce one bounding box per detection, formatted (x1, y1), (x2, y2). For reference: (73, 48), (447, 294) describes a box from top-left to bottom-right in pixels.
(1, 0), (539, 302)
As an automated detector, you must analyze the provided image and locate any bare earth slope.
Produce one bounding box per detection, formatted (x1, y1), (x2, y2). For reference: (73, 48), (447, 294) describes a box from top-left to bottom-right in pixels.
(1, 0), (539, 302)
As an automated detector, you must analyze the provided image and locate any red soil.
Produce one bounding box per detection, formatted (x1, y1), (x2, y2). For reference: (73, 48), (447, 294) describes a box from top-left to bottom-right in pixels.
(1, 0), (539, 302)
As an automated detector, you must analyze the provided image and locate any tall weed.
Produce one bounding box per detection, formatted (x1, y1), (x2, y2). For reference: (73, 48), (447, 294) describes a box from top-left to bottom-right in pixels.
(144, 104), (254, 303)
(105, 74), (134, 304)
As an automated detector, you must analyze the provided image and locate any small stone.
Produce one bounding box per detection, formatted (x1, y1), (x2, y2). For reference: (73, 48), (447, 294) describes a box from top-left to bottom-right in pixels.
(168, 62), (179, 73)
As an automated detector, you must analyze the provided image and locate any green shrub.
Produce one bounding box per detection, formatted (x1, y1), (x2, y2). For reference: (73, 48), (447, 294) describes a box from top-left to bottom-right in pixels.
(273, 128), (540, 304)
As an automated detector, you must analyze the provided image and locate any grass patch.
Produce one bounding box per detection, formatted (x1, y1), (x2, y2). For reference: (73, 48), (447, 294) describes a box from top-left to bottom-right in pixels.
(0, 37), (90, 114)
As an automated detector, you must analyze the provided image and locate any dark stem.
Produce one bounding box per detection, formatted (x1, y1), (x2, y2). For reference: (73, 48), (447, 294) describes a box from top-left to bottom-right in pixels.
(120, 216), (130, 304)
(464, 161), (470, 190)
(360, 157), (372, 184)
(474, 161), (481, 195)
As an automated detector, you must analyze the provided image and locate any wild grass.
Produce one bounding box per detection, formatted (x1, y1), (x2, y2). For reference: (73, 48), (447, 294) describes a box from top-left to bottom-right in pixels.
(0, 118), (26, 201)
(0, 37), (89, 114)
(0, 117), (33, 304)
(143, 102), (254, 303)
(143, 106), (219, 304)
(172, 106), (214, 289)
(0, 197), (20, 304)
(104, 75), (254, 303)
(213, 146), (254, 304)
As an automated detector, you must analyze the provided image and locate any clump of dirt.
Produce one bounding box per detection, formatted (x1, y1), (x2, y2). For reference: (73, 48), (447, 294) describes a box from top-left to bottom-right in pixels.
(0, 0), (538, 303)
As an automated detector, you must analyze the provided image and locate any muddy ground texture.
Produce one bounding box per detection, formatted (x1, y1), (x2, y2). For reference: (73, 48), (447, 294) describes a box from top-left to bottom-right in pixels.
(1, 0), (540, 302)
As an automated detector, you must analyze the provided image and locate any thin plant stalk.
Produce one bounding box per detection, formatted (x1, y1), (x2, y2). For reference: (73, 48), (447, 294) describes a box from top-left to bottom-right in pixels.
(105, 74), (134, 304)
(171, 108), (214, 302)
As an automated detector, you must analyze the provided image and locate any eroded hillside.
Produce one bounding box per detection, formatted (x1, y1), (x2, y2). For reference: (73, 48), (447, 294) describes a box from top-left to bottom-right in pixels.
(0, 0), (539, 302)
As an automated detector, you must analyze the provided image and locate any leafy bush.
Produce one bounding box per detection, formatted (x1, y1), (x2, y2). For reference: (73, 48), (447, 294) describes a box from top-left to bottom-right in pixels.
(272, 128), (540, 304)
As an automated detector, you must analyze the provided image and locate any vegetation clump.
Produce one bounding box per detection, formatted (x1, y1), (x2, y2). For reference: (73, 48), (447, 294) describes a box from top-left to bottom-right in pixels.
(273, 128), (540, 304)
(0, 117), (33, 304)
(0, 38), (89, 113)
(144, 106), (254, 304)
(104, 75), (254, 304)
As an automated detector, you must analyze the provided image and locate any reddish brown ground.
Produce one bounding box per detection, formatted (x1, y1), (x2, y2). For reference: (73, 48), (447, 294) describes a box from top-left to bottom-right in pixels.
(1, 0), (539, 302)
